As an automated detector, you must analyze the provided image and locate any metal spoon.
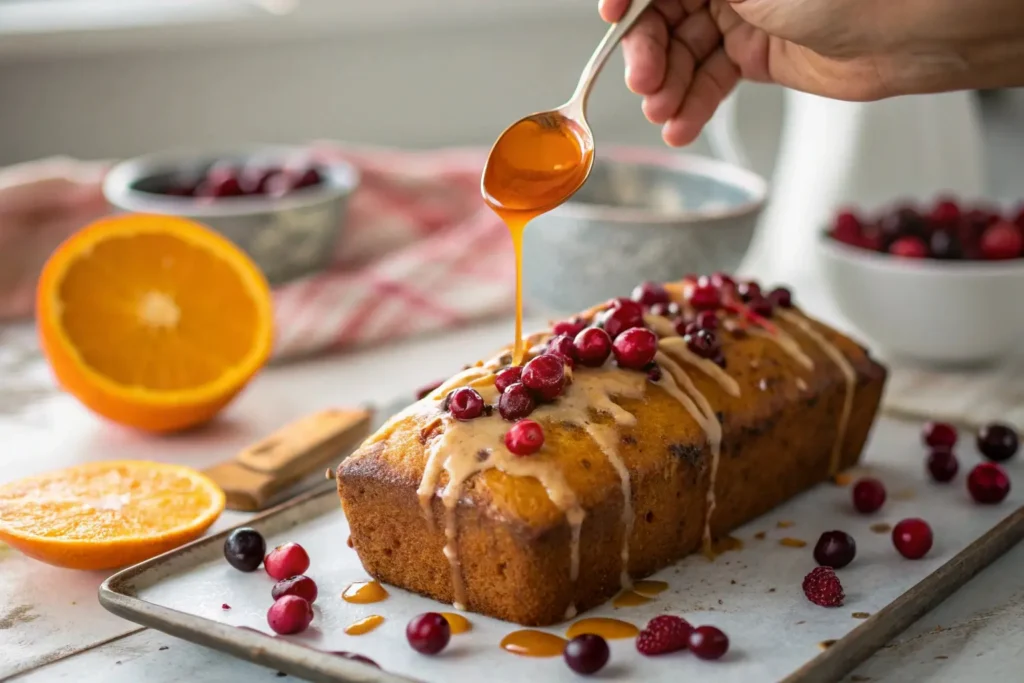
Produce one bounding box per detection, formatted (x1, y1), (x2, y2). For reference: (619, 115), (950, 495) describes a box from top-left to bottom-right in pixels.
(482, 0), (656, 213)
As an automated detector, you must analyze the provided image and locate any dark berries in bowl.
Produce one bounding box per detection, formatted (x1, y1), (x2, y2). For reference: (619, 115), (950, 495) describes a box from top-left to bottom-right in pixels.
(147, 158), (325, 200)
(224, 527), (266, 572)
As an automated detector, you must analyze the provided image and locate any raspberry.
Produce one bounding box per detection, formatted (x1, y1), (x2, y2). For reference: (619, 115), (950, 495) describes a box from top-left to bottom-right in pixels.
(635, 615), (692, 655)
(802, 566), (845, 607)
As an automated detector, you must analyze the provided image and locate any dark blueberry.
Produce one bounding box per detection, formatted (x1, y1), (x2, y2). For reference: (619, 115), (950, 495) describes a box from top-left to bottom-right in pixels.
(224, 528), (266, 572)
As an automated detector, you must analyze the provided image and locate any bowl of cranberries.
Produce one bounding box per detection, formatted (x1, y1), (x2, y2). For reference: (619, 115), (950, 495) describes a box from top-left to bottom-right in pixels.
(819, 198), (1024, 365)
(103, 147), (358, 284)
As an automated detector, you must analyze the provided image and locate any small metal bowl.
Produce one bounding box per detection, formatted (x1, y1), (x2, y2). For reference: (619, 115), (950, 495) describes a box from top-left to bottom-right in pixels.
(103, 146), (359, 285)
(523, 149), (767, 314)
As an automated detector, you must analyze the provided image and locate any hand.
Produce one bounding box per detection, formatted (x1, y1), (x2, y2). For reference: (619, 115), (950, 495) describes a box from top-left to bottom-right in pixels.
(600, 0), (1024, 147)
(0, 157), (110, 320)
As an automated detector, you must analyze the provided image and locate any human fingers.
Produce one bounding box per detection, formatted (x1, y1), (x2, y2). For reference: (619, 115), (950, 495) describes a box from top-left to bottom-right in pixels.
(643, 8), (722, 123)
(598, 0), (632, 23)
(620, 9), (670, 94)
(661, 46), (740, 146)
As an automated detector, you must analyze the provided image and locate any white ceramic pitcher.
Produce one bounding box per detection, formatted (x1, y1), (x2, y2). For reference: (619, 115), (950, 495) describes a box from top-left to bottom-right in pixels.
(704, 87), (988, 289)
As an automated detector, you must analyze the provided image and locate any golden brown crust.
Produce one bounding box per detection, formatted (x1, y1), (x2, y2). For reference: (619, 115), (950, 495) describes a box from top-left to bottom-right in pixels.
(338, 308), (887, 626)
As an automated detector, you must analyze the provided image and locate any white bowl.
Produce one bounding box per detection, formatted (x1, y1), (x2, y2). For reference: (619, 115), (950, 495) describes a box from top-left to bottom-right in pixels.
(818, 234), (1024, 366)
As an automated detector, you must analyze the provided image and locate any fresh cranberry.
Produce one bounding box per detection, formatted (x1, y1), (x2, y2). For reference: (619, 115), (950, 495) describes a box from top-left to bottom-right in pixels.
(521, 354), (566, 400)
(240, 166), (280, 195)
(612, 327), (658, 370)
(547, 334), (577, 368)
(196, 175), (244, 198)
(685, 329), (720, 359)
(852, 478), (886, 514)
(977, 423), (1019, 462)
(675, 318), (697, 337)
(832, 211), (864, 246)
(813, 530), (857, 569)
(631, 281), (670, 307)
(688, 626), (729, 660)
(599, 300), (645, 339)
(891, 518), (933, 559)
(747, 296), (774, 318)
(927, 450), (959, 483)
(889, 236), (928, 258)
(295, 167), (322, 189)
(695, 310), (719, 330)
(406, 612), (450, 655)
(649, 302), (681, 318)
(563, 634), (610, 675)
(930, 198), (961, 224)
(448, 387), (484, 420)
(710, 272), (736, 291)
(980, 221), (1023, 260)
(552, 317), (586, 338)
(767, 287), (793, 309)
(505, 419), (545, 456)
(689, 282), (721, 310)
(264, 542), (310, 580)
(646, 363), (663, 382)
(271, 575), (318, 604)
(267, 595), (314, 635)
(879, 206), (926, 244)
(498, 382), (535, 421)
(968, 463), (1011, 504)
(923, 421), (957, 449)
(573, 327), (612, 367)
(494, 366), (522, 394)
(737, 281), (761, 302)
(224, 527), (266, 572)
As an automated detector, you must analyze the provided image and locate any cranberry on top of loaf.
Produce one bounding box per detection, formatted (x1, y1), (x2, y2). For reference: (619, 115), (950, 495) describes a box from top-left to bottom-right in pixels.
(338, 276), (886, 625)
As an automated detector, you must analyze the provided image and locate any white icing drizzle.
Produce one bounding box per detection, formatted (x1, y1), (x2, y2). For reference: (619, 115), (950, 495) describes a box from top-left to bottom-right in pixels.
(777, 310), (857, 476)
(658, 334), (741, 397)
(747, 326), (815, 371)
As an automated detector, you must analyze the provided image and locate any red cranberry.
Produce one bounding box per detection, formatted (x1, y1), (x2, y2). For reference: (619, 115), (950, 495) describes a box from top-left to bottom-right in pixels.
(927, 450), (959, 483)
(891, 518), (933, 559)
(813, 530), (857, 569)
(685, 329), (720, 359)
(649, 302), (681, 318)
(747, 296), (774, 318)
(880, 206), (926, 243)
(196, 175), (244, 198)
(631, 281), (670, 306)
(546, 334), (577, 368)
(494, 366), (522, 394)
(224, 527), (266, 572)
(563, 634), (610, 675)
(552, 317), (586, 338)
(265, 171), (300, 197)
(889, 236), (928, 258)
(710, 272), (736, 290)
(505, 419), (544, 456)
(406, 612), (450, 655)
(240, 166), (280, 195)
(767, 287), (793, 308)
(646, 363), (663, 382)
(688, 626), (729, 660)
(271, 575), (318, 604)
(695, 310), (719, 330)
(675, 318), (697, 337)
(832, 211), (864, 246)
(521, 354), (566, 400)
(689, 282), (721, 310)
(980, 221), (1023, 260)
(267, 595), (314, 635)
(599, 300), (645, 339)
(930, 198), (961, 225)
(737, 281), (761, 302)
(264, 542), (310, 580)
(573, 327), (612, 367)
(295, 167), (322, 189)
(977, 423), (1019, 462)
(498, 382), (535, 421)
(612, 327), (658, 370)
(968, 463), (1011, 504)
(852, 478), (886, 514)
(923, 421), (957, 449)
(448, 387), (484, 420)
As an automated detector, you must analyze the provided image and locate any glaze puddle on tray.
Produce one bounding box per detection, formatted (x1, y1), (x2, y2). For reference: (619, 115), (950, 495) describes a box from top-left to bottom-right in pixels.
(500, 630), (568, 657)
(566, 617), (639, 640)
(345, 615), (385, 635)
(342, 580), (388, 604)
(441, 612), (472, 634)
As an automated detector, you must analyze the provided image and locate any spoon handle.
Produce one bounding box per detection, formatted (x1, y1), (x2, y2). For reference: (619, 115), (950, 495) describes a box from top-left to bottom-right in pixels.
(567, 0), (657, 115)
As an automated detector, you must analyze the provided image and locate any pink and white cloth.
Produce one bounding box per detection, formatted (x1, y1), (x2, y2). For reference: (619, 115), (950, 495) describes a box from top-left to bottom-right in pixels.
(0, 144), (517, 361)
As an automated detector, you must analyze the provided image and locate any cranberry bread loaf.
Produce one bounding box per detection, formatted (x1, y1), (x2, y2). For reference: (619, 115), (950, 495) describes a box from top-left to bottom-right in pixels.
(337, 278), (887, 626)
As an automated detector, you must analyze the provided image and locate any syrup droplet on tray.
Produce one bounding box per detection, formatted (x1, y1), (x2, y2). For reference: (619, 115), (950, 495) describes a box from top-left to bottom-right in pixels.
(344, 615), (385, 635)
(500, 629), (569, 657)
(342, 580), (389, 604)
(440, 612), (472, 635)
(708, 535), (743, 558)
(565, 617), (639, 640)
(632, 579), (669, 596)
(612, 590), (653, 608)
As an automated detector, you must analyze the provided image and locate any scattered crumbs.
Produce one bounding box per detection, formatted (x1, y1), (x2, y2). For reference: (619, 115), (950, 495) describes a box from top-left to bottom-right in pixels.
(730, 579), (737, 585)
(116, 661), (122, 666)
(346, 536), (354, 548)
(870, 523), (891, 534)
(779, 537), (807, 548)
(768, 588), (776, 593)
(276, 672), (288, 678)
(833, 472), (854, 487)
(893, 488), (916, 501)
(159, 646), (169, 651)
(324, 468), (335, 480)
(795, 620), (806, 625)
(932, 625), (946, 633)
(777, 520), (795, 529)
(818, 640), (837, 651)
(754, 531), (767, 540)
(852, 612), (871, 619)
(222, 604), (231, 610)
(935, 656), (948, 660)
(717, 599), (723, 605)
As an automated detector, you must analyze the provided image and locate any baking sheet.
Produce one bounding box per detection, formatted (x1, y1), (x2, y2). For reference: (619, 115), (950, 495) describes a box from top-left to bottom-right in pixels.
(100, 418), (1024, 683)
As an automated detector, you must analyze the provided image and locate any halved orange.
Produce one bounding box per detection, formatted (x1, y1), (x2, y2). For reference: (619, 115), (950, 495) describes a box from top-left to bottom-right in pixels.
(0, 460), (225, 570)
(37, 214), (274, 433)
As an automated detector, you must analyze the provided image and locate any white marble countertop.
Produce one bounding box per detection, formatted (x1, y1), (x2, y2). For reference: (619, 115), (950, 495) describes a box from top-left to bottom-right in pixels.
(2, 310), (1023, 683)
